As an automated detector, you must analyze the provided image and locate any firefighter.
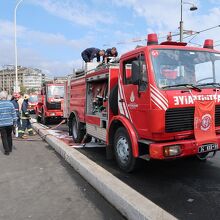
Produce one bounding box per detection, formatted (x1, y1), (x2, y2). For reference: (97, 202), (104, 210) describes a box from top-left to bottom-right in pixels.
(18, 94), (35, 138)
(104, 47), (118, 63)
(11, 92), (21, 129)
(81, 48), (105, 63)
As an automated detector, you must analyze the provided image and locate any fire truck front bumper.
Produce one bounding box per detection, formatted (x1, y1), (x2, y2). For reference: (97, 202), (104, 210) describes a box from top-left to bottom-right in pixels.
(149, 135), (220, 159)
(45, 111), (63, 117)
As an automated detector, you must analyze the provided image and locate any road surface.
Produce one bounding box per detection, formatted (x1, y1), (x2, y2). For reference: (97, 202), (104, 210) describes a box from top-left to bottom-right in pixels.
(56, 123), (220, 220)
(0, 134), (124, 220)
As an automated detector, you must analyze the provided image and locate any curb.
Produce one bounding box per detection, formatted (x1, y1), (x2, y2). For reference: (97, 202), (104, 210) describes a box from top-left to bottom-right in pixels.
(32, 123), (176, 220)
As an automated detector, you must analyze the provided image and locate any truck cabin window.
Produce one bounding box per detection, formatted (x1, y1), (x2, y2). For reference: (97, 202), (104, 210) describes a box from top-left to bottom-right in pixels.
(29, 95), (38, 103)
(123, 54), (148, 91)
(47, 85), (64, 98)
(151, 49), (220, 89)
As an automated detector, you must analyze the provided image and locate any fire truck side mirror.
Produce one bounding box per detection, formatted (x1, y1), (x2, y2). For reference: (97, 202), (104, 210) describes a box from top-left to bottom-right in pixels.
(131, 60), (141, 85)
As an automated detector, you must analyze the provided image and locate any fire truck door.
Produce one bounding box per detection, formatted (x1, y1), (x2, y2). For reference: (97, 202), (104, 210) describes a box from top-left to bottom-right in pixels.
(120, 54), (150, 135)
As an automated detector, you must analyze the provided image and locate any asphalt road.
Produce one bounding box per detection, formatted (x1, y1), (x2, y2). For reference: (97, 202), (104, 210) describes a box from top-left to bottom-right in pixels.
(56, 123), (220, 220)
(0, 134), (124, 220)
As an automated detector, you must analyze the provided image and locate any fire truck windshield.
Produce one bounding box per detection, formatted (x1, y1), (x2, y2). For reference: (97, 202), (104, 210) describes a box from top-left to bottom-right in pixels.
(47, 85), (64, 98)
(151, 49), (220, 89)
(29, 95), (38, 103)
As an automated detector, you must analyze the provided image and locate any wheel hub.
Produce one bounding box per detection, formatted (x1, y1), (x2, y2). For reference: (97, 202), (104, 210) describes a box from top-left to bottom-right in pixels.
(72, 121), (77, 139)
(116, 137), (129, 164)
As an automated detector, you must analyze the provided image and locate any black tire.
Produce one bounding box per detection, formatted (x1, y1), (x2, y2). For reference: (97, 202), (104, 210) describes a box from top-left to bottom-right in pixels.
(41, 111), (48, 125)
(196, 152), (209, 162)
(36, 109), (41, 123)
(72, 117), (85, 143)
(84, 135), (92, 143)
(37, 115), (41, 123)
(109, 84), (118, 115)
(114, 127), (136, 172)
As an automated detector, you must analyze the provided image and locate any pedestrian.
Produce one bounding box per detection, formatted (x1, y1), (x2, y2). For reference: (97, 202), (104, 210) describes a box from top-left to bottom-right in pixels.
(0, 91), (17, 155)
(11, 92), (21, 131)
(81, 47), (105, 63)
(18, 94), (35, 139)
(104, 47), (118, 63)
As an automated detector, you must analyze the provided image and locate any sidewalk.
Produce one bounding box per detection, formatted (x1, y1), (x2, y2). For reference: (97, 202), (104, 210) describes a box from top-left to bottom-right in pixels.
(0, 135), (124, 220)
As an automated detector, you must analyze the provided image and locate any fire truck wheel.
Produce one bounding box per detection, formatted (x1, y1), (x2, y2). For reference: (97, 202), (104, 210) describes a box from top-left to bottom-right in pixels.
(41, 112), (47, 125)
(37, 115), (41, 123)
(196, 152), (209, 161)
(84, 135), (92, 143)
(72, 117), (84, 143)
(114, 127), (136, 172)
(109, 85), (118, 115)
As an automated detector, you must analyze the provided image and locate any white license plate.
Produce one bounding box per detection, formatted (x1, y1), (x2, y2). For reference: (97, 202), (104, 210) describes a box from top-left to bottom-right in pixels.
(198, 143), (218, 154)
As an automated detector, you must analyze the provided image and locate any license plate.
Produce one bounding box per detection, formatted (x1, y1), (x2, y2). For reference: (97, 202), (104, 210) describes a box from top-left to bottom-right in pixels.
(198, 143), (218, 154)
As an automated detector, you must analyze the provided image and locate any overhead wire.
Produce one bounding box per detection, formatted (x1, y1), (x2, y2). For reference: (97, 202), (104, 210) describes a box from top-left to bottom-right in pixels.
(183, 24), (220, 40)
(103, 25), (220, 48)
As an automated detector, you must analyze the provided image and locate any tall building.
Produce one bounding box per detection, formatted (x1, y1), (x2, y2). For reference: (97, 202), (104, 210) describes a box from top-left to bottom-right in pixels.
(0, 66), (46, 94)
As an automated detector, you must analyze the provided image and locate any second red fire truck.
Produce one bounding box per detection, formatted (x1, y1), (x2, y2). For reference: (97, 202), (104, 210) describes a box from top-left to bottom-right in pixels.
(65, 33), (220, 172)
(36, 82), (65, 124)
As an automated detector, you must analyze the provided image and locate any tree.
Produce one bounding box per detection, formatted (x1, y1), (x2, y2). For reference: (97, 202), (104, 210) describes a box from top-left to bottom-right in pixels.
(28, 87), (36, 93)
(20, 84), (27, 95)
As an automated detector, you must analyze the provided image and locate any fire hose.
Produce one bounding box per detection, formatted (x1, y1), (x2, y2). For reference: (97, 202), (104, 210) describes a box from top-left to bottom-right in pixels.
(13, 119), (66, 142)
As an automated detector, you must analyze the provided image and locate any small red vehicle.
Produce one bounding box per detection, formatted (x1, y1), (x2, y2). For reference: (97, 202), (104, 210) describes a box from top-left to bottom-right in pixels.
(28, 94), (38, 114)
(66, 34), (220, 172)
(36, 82), (65, 124)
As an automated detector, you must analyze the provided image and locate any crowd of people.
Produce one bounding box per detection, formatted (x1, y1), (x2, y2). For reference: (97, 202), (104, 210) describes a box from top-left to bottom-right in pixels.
(0, 91), (34, 156)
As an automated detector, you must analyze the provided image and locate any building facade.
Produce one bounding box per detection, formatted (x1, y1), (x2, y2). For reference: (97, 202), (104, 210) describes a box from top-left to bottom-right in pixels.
(0, 66), (45, 94)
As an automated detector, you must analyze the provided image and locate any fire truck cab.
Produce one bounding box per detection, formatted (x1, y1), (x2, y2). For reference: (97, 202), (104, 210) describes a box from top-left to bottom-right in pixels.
(36, 82), (65, 124)
(67, 34), (220, 172)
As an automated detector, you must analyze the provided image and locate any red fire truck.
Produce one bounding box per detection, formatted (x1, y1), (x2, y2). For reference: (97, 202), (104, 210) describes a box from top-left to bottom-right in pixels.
(36, 82), (65, 124)
(67, 33), (220, 172)
(28, 94), (38, 114)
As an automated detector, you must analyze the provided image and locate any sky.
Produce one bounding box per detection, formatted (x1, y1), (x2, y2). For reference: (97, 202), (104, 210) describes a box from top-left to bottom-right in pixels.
(0, 0), (220, 76)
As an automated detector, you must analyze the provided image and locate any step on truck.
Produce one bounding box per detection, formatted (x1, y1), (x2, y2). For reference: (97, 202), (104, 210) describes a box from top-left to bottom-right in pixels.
(67, 33), (220, 172)
(36, 82), (65, 124)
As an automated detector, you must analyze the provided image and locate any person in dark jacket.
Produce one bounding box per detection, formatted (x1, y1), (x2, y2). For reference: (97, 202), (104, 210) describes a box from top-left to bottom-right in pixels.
(81, 48), (105, 62)
(104, 47), (118, 63)
(18, 94), (34, 139)
(0, 91), (17, 155)
(105, 47), (118, 57)
(11, 92), (21, 128)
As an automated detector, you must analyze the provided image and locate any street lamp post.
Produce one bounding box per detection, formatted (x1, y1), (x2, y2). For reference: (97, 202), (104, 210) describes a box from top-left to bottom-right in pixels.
(14, 0), (24, 92)
(180, 0), (198, 42)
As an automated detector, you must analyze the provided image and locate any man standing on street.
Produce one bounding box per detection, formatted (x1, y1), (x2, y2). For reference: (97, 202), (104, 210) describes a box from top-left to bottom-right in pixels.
(0, 91), (17, 155)
(11, 92), (21, 135)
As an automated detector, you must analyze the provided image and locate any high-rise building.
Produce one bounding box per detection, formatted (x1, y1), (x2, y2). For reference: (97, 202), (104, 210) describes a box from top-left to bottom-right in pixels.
(0, 66), (46, 94)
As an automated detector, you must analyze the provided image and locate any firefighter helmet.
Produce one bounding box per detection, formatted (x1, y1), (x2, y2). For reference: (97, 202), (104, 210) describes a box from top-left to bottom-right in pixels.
(23, 94), (30, 100)
(13, 92), (21, 99)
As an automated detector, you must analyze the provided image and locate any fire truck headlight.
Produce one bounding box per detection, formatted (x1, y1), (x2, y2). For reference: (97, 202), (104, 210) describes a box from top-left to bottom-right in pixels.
(50, 113), (55, 116)
(164, 145), (181, 157)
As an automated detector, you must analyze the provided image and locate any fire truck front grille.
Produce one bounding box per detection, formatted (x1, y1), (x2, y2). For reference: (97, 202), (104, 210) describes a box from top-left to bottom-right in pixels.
(165, 106), (220, 133)
(46, 102), (61, 110)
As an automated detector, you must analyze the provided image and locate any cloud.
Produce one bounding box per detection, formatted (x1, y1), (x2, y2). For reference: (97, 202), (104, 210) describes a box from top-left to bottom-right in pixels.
(31, 0), (114, 27)
(0, 20), (89, 75)
(0, 20), (26, 38)
(111, 0), (182, 31)
(0, 36), (82, 76)
(111, 0), (220, 45)
(0, 20), (92, 50)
